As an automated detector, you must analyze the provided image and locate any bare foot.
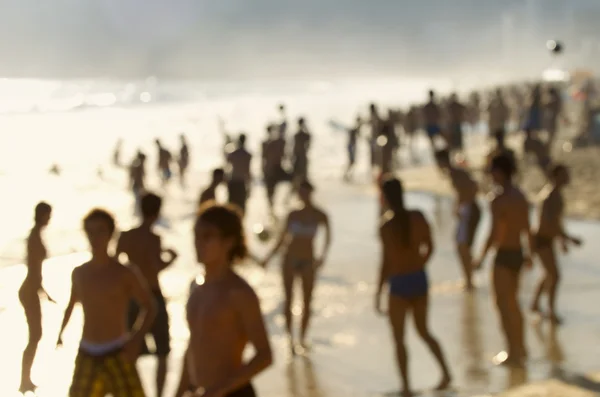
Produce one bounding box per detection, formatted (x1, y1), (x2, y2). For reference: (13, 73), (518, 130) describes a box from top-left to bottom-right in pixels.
(435, 374), (452, 391)
(19, 379), (37, 393)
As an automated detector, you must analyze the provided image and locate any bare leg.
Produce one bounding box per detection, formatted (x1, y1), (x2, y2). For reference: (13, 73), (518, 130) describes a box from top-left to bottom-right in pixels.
(412, 295), (452, 390)
(19, 293), (42, 392)
(281, 261), (296, 353)
(457, 243), (474, 290)
(531, 247), (554, 314)
(388, 295), (412, 396)
(299, 265), (316, 348)
(155, 356), (167, 397)
(542, 249), (561, 323)
(493, 265), (526, 364)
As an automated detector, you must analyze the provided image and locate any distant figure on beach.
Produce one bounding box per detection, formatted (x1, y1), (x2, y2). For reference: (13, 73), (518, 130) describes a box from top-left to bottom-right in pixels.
(423, 90), (443, 149)
(178, 134), (190, 187)
(544, 87), (565, 148)
(175, 204), (273, 397)
(530, 165), (582, 324)
(473, 154), (534, 367)
(155, 139), (173, 186)
(113, 139), (123, 167)
(278, 103), (288, 138)
(375, 177), (452, 396)
(368, 103), (383, 172)
(19, 202), (54, 393)
(524, 85), (543, 135)
(292, 117), (311, 184)
(435, 149), (480, 291)
(487, 89), (510, 139)
(226, 134), (252, 215)
(402, 106), (419, 162)
(57, 209), (156, 397)
(129, 151), (147, 215)
(261, 180), (331, 355)
(343, 116), (362, 181)
(199, 168), (225, 206)
(380, 110), (399, 174)
(446, 93), (467, 158)
(262, 126), (288, 213)
(524, 128), (551, 176)
(468, 91), (482, 131)
(116, 193), (178, 397)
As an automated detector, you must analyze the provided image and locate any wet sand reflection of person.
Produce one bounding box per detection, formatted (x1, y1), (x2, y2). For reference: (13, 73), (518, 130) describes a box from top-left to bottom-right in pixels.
(19, 202), (54, 393)
(286, 357), (323, 397)
(461, 294), (488, 385)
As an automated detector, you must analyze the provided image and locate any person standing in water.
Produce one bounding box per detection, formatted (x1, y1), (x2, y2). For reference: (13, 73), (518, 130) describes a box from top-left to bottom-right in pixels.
(262, 125), (288, 213)
(435, 149), (480, 290)
(446, 94), (467, 158)
(19, 202), (54, 393)
(375, 177), (452, 397)
(155, 139), (173, 186)
(530, 165), (582, 324)
(261, 180), (331, 355)
(175, 203), (273, 397)
(291, 118), (311, 184)
(178, 134), (190, 187)
(423, 90), (443, 149)
(487, 89), (510, 138)
(402, 106), (419, 163)
(57, 209), (156, 397)
(473, 153), (534, 367)
(343, 116), (362, 181)
(367, 103), (383, 172)
(226, 134), (252, 215)
(116, 193), (178, 397)
(129, 151), (147, 216)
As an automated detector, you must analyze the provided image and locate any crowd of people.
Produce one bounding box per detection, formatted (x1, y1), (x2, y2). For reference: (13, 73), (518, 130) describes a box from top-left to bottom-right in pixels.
(17, 85), (587, 397)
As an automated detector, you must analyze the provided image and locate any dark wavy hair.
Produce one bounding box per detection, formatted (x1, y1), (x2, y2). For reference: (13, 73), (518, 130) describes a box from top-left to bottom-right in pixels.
(381, 176), (411, 246)
(196, 202), (248, 263)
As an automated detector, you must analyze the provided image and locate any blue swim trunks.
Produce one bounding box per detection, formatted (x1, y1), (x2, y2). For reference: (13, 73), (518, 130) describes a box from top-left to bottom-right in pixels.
(388, 270), (429, 299)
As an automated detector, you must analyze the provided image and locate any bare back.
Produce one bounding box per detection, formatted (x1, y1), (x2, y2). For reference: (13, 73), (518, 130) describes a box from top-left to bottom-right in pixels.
(491, 187), (530, 250)
(537, 188), (563, 238)
(381, 210), (432, 276)
(25, 229), (46, 283)
(449, 168), (478, 204)
(423, 102), (441, 125)
(228, 149), (252, 182)
(117, 228), (162, 290)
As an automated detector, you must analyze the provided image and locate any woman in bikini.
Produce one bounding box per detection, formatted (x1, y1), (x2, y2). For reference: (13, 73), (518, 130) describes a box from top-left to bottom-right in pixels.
(261, 180), (331, 354)
(19, 202), (54, 393)
(375, 177), (451, 397)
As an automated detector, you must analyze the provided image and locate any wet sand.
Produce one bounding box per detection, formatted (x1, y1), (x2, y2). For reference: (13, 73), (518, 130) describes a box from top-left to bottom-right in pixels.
(3, 177), (600, 397)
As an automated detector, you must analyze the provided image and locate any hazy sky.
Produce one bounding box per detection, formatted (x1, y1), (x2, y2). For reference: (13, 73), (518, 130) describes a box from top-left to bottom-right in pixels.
(0, 0), (596, 79)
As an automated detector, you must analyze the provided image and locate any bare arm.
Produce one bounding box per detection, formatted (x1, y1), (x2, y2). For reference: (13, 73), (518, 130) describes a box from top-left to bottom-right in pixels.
(209, 287), (273, 396)
(375, 227), (389, 313)
(57, 269), (79, 345)
(475, 199), (500, 269)
(316, 212), (331, 267)
(419, 212), (434, 264)
(127, 267), (157, 345)
(153, 236), (178, 272)
(261, 215), (291, 267)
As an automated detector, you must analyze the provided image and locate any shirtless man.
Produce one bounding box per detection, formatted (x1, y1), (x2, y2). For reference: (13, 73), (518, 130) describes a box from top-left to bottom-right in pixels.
(368, 103), (383, 171)
(278, 104), (288, 138)
(155, 139), (173, 186)
(530, 165), (582, 324)
(226, 134), (252, 215)
(292, 118), (311, 183)
(262, 126), (287, 212)
(487, 89), (510, 139)
(175, 204), (273, 397)
(57, 209), (156, 397)
(179, 134), (190, 187)
(116, 193), (179, 397)
(473, 153), (534, 367)
(199, 168), (225, 206)
(423, 90), (443, 149)
(403, 106), (419, 162)
(130, 151), (147, 215)
(344, 116), (362, 181)
(379, 110), (399, 174)
(435, 149), (480, 290)
(446, 94), (467, 156)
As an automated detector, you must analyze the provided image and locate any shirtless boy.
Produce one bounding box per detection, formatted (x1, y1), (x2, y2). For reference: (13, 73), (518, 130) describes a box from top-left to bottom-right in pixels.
(116, 193), (179, 397)
(226, 134), (252, 215)
(175, 204), (272, 397)
(530, 165), (582, 323)
(57, 209), (156, 397)
(435, 149), (480, 290)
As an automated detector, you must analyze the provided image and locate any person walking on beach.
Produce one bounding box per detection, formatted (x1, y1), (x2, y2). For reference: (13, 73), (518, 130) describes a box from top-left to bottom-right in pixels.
(226, 134), (252, 215)
(19, 202), (54, 393)
(402, 106), (419, 163)
(487, 89), (510, 139)
(155, 139), (173, 186)
(544, 87), (566, 149)
(278, 103), (288, 138)
(343, 116), (362, 181)
(368, 103), (383, 172)
(199, 168), (225, 207)
(130, 151), (147, 215)
(423, 90), (443, 150)
(380, 110), (399, 174)
(375, 177), (452, 397)
(291, 118), (311, 184)
(175, 203), (273, 397)
(446, 94), (467, 158)
(261, 180), (331, 355)
(178, 134), (190, 187)
(116, 193), (178, 397)
(57, 209), (156, 397)
(530, 165), (582, 324)
(473, 153), (534, 367)
(262, 126), (288, 213)
(435, 149), (480, 291)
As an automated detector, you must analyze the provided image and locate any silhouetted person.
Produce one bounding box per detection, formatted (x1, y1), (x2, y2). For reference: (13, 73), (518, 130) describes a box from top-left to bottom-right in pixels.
(226, 134), (252, 215)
